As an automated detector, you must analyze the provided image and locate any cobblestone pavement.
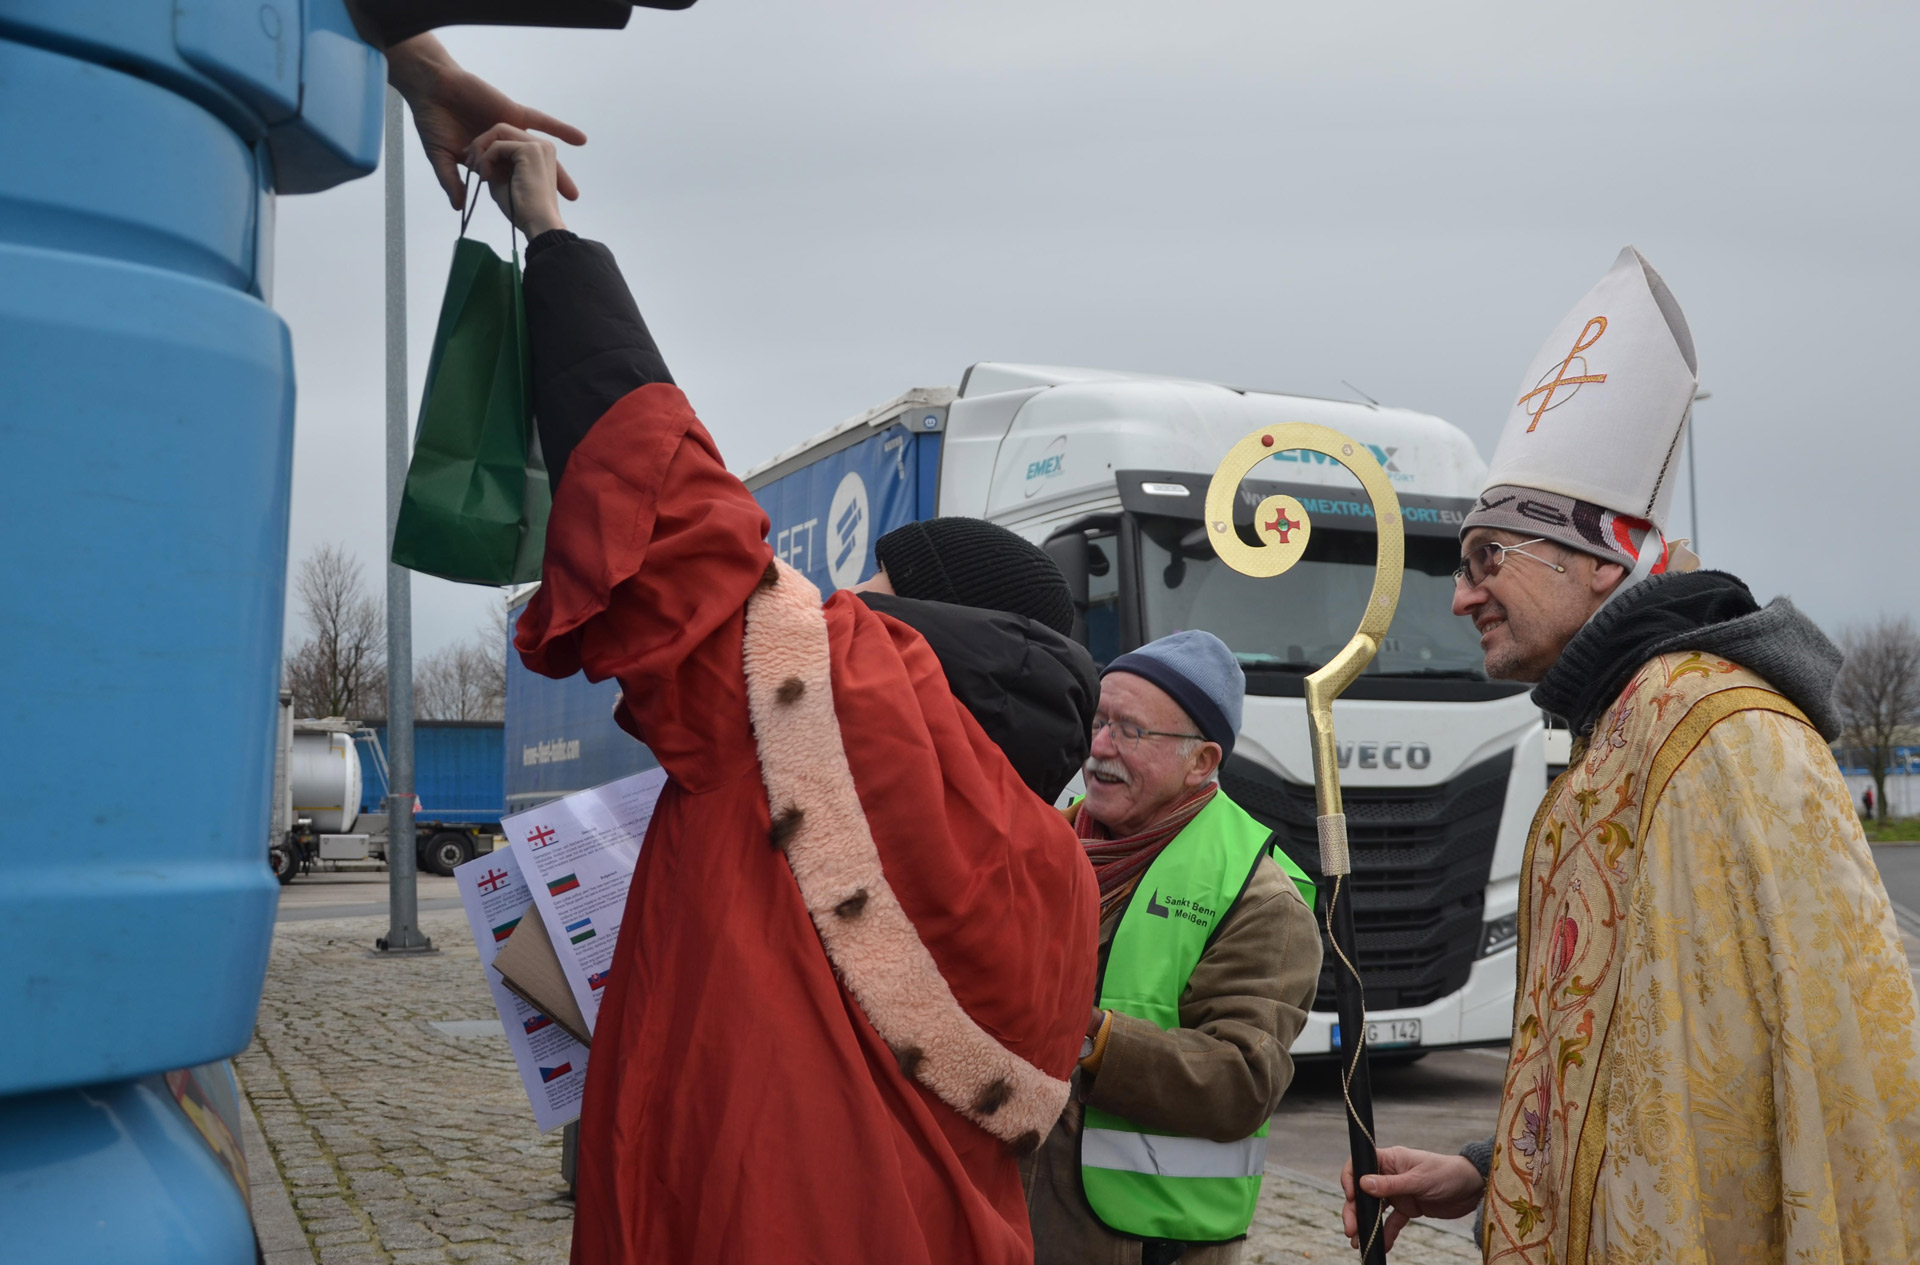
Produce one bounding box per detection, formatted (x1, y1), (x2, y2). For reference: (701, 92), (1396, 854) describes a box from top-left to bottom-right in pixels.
(240, 910), (572, 1265)
(242, 908), (1476, 1264)
(1245, 1170), (1479, 1263)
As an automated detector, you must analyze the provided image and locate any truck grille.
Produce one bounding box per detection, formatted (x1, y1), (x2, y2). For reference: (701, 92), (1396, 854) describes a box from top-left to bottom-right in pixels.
(1220, 752), (1510, 1012)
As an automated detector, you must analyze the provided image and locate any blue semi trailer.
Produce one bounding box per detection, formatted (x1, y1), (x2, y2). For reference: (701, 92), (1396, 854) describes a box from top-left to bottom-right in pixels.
(503, 604), (661, 814)
(356, 721), (506, 875)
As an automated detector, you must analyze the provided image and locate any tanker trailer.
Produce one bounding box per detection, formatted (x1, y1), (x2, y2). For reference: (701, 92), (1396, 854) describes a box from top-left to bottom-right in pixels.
(266, 700), (372, 884)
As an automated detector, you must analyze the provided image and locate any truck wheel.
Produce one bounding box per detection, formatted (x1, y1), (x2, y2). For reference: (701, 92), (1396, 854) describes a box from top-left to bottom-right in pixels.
(425, 832), (472, 876)
(269, 841), (299, 885)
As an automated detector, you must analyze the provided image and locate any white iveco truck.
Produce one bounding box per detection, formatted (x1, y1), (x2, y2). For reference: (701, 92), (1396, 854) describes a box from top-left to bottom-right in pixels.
(740, 363), (1546, 1058)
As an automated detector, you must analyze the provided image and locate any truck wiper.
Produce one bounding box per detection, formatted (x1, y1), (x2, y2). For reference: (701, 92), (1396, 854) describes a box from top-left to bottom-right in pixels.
(1237, 659), (1320, 673)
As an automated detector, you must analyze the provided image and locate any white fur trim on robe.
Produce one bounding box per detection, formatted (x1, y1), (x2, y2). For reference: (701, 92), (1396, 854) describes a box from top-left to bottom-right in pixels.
(742, 558), (1070, 1149)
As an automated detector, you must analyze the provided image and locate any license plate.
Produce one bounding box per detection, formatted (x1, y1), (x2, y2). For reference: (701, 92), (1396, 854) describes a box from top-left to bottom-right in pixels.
(1331, 1018), (1421, 1049)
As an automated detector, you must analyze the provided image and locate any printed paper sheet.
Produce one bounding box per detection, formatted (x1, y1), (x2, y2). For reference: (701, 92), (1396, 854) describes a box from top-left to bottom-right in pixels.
(504, 767), (668, 1035)
(454, 847), (590, 1132)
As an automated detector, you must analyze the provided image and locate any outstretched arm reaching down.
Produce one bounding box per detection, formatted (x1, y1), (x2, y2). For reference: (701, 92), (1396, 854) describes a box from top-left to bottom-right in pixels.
(386, 35), (588, 212)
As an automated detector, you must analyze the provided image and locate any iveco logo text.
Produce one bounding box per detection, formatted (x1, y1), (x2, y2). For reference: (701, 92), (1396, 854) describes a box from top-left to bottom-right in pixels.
(1337, 742), (1430, 770)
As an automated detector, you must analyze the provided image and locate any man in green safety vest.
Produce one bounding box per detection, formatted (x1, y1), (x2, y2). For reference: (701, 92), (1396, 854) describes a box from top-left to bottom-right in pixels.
(1025, 630), (1322, 1265)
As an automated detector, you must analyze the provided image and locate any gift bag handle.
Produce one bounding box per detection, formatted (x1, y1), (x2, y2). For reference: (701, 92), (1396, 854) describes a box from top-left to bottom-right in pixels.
(460, 168), (525, 265)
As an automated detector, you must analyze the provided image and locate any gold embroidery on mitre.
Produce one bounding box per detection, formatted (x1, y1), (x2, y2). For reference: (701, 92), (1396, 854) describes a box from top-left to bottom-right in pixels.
(1517, 316), (1609, 433)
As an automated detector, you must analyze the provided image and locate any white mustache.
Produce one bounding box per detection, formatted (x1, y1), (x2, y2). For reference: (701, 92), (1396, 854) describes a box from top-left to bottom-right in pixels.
(1084, 756), (1131, 786)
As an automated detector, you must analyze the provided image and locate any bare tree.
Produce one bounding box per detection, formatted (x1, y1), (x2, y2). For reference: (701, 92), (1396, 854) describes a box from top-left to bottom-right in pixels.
(415, 603), (508, 721)
(1835, 615), (1920, 824)
(284, 544), (386, 719)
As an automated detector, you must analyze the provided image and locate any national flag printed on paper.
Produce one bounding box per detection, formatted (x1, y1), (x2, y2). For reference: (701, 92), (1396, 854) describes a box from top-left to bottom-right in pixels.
(490, 917), (522, 943)
(523, 1013), (552, 1035)
(547, 873), (581, 896)
(568, 915), (596, 945)
(539, 1063), (573, 1083)
(588, 970), (611, 991)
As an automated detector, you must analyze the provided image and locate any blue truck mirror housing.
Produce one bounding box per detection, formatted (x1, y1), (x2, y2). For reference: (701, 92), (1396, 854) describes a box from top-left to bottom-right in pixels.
(266, 0), (387, 194)
(178, 0), (387, 194)
(174, 0), (304, 124)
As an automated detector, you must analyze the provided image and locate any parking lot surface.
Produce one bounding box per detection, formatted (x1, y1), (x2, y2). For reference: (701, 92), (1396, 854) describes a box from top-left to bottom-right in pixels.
(241, 904), (1483, 1263)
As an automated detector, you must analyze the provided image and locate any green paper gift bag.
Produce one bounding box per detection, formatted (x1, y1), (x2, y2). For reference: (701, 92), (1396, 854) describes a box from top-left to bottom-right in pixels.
(391, 196), (549, 586)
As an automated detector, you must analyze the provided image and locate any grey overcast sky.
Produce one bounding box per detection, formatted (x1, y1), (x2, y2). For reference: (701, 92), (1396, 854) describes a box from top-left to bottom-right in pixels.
(275, 0), (1919, 660)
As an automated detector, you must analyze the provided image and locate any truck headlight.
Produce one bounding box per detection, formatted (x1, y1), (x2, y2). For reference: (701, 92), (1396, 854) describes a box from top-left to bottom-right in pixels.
(1479, 913), (1518, 958)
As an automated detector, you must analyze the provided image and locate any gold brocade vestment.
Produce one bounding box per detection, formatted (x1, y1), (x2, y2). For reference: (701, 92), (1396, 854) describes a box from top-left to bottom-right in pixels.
(1484, 652), (1920, 1263)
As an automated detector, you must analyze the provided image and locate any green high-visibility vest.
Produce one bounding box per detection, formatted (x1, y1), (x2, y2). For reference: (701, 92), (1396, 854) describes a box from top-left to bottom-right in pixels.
(1080, 791), (1314, 1243)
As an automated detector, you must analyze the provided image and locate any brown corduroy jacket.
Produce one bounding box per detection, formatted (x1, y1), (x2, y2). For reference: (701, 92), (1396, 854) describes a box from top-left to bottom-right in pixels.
(1023, 850), (1322, 1264)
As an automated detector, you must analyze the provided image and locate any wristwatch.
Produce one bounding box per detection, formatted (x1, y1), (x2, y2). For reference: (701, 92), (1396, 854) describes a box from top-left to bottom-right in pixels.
(1080, 1033), (1095, 1060)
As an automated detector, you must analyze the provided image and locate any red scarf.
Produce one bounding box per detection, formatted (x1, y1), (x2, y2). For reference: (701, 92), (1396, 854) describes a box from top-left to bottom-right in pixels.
(1074, 784), (1219, 924)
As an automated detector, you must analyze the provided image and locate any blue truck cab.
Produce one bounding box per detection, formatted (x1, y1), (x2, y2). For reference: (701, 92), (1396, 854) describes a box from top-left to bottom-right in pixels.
(0, 4), (383, 1257)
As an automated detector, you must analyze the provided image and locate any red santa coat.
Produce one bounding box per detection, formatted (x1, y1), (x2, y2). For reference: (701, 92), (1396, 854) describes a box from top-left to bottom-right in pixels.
(514, 383), (1099, 1264)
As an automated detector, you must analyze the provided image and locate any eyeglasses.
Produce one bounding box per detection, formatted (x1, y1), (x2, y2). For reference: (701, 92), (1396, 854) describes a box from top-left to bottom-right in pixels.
(1090, 716), (1205, 750)
(1453, 537), (1567, 588)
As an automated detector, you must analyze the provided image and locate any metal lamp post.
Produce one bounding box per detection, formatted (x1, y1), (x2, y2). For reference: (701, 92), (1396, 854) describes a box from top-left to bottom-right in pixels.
(1687, 389), (1711, 553)
(378, 84), (431, 954)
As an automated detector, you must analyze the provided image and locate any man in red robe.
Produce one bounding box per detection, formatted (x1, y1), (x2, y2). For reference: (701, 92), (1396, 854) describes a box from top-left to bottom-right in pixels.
(470, 126), (1101, 1262)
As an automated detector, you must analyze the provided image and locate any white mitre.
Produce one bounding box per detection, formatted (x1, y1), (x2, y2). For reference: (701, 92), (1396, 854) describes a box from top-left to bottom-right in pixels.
(1464, 246), (1699, 580)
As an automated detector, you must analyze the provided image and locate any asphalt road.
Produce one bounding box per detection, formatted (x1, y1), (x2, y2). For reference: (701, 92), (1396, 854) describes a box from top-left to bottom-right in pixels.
(274, 867), (464, 923)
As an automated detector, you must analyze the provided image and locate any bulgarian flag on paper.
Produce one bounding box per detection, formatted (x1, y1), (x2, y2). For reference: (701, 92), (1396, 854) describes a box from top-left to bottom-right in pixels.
(547, 873), (581, 896)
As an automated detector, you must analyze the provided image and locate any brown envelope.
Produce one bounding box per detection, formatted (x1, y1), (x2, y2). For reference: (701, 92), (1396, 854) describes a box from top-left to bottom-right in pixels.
(492, 901), (592, 1047)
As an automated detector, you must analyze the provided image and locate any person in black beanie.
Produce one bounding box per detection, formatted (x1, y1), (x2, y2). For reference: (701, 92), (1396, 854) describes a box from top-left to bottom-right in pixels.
(870, 518), (1077, 638)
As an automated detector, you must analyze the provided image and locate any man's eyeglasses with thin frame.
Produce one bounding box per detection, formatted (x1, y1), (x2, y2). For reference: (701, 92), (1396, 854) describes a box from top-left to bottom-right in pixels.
(1453, 537), (1568, 589)
(1090, 716), (1205, 750)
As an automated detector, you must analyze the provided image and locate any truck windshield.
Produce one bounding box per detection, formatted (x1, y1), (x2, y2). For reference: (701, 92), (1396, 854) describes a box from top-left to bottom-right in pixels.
(1137, 514), (1487, 678)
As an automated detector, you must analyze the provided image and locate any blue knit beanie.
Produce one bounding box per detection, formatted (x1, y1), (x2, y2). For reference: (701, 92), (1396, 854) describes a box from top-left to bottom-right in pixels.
(1102, 630), (1244, 756)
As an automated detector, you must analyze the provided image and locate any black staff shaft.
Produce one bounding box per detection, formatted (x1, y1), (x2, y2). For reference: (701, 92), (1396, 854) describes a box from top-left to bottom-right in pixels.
(1330, 880), (1387, 1264)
